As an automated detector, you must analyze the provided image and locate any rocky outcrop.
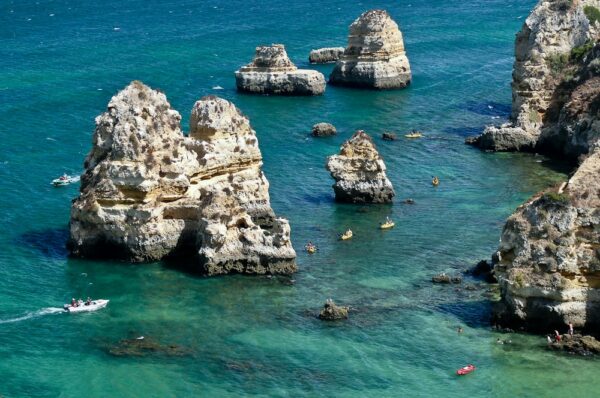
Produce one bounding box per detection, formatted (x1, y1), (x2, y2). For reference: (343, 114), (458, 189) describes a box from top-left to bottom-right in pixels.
(493, 149), (600, 332)
(312, 122), (337, 137)
(318, 299), (349, 320)
(235, 44), (326, 95)
(469, 0), (600, 155)
(329, 10), (411, 89)
(309, 47), (345, 64)
(69, 81), (296, 275)
(326, 130), (394, 203)
(549, 334), (600, 356)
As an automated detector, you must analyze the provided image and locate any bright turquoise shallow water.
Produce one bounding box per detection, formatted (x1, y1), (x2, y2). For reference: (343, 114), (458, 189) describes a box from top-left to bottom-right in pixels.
(0, 1), (595, 397)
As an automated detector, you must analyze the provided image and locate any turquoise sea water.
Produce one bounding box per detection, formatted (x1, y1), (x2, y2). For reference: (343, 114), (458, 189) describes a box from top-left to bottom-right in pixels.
(0, 0), (594, 397)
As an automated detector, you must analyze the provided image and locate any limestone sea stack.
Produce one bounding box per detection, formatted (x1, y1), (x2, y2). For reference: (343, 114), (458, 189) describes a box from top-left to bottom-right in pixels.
(309, 47), (345, 64)
(469, 0), (600, 152)
(493, 149), (600, 332)
(329, 10), (411, 89)
(326, 130), (394, 203)
(235, 44), (326, 95)
(69, 81), (297, 275)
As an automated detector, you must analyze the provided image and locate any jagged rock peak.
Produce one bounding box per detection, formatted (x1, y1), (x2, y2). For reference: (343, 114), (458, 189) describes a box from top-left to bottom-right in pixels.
(239, 44), (297, 72)
(326, 130), (395, 203)
(329, 9), (411, 89)
(69, 82), (296, 275)
(235, 44), (326, 95)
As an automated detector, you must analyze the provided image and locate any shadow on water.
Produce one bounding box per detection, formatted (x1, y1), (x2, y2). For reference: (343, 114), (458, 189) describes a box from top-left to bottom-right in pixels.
(16, 227), (69, 260)
(436, 299), (493, 329)
(443, 126), (484, 137)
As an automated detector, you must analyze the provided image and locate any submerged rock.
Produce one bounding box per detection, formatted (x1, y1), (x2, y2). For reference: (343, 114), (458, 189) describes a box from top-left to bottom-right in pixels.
(235, 44), (326, 95)
(468, 1), (600, 155)
(493, 150), (600, 332)
(432, 273), (462, 284)
(312, 122), (337, 137)
(318, 299), (349, 320)
(326, 130), (395, 203)
(329, 10), (411, 89)
(309, 47), (345, 64)
(382, 132), (397, 141)
(107, 336), (189, 357)
(69, 81), (296, 275)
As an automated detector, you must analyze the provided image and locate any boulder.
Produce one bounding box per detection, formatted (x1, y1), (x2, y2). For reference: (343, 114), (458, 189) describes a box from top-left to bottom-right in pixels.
(382, 132), (397, 141)
(329, 10), (411, 89)
(312, 122), (337, 137)
(326, 130), (395, 203)
(309, 47), (345, 64)
(318, 299), (349, 320)
(69, 81), (297, 275)
(549, 334), (600, 356)
(235, 44), (326, 95)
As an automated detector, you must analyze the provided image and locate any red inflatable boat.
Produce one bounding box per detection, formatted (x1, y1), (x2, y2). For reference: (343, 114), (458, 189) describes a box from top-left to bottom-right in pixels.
(456, 364), (476, 375)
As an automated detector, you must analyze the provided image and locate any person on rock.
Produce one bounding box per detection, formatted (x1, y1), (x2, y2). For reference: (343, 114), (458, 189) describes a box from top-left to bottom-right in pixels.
(568, 322), (574, 336)
(554, 330), (562, 342)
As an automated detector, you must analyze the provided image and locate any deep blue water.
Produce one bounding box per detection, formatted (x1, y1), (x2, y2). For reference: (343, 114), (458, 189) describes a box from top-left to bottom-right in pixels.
(0, 1), (595, 397)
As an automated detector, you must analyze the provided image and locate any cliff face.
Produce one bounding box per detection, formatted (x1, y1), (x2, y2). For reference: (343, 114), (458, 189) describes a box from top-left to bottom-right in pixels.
(235, 44), (326, 95)
(472, 0), (600, 155)
(494, 149), (600, 331)
(329, 10), (411, 89)
(69, 81), (296, 275)
(326, 130), (395, 203)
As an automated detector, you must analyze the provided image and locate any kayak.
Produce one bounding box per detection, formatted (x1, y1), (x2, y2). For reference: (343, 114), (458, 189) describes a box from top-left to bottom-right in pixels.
(380, 221), (395, 230)
(306, 245), (317, 254)
(432, 177), (440, 186)
(340, 231), (353, 240)
(52, 175), (80, 187)
(64, 299), (109, 313)
(405, 132), (423, 138)
(456, 364), (476, 376)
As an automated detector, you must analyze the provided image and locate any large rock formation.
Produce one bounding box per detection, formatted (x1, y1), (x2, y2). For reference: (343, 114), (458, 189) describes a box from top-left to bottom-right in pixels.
(329, 10), (411, 89)
(69, 81), (296, 275)
(235, 44), (326, 95)
(309, 47), (345, 64)
(493, 149), (600, 332)
(469, 0), (600, 154)
(326, 130), (395, 203)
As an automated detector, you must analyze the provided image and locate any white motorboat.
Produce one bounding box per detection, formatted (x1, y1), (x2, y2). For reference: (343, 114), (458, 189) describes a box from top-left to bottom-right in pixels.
(51, 174), (80, 187)
(64, 299), (109, 313)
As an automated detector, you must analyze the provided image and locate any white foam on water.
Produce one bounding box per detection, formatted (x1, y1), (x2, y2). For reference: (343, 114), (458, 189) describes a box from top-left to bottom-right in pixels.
(0, 307), (64, 324)
(212, 86), (224, 90)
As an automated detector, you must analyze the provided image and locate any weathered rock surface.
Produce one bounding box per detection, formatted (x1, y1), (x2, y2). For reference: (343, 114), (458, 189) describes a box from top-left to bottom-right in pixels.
(69, 81), (296, 275)
(329, 10), (411, 89)
(469, 0), (600, 155)
(309, 47), (345, 64)
(235, 44), (326, 95)
(311, 122), (337, 137)
(326, 130), (395, 203)
(493, 149), (600, 332)
(549, 334), (600, 356)
(318, 299), (349, 320)
(432, 273), (462, 284)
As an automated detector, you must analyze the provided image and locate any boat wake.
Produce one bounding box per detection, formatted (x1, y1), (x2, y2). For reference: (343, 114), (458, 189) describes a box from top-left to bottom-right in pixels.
(0, 307), (64, 324)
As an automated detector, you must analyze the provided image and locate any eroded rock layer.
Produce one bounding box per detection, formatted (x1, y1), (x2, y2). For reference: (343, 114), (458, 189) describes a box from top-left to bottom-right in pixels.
(471, 0), (600, 154)
(309, 47), (345, 64)
(326, 130), (394, 203)
(329, 10), (411, 89)
(493, 149), (600, 332)
(69, 81), (296, 275)
(235, 44), (326, 95)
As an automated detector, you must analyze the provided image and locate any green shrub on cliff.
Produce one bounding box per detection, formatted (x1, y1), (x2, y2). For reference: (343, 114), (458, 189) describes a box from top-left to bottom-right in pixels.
(547, 53), (569, 76)
(541, 191), (571, 205)
(571, 41), (595, 61)
(584, 5), (600, 25)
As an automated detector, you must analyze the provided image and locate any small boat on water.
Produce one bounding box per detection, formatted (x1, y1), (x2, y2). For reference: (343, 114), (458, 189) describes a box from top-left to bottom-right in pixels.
(305, 244), (317, 254)
(456, 364), (476, 376)
(380, 220), (395, 230)
(52, 174), (80, 187)
(340, 230), (353, 240)
(432, 176), (440, 186)
(405, 131), (423, 139)
(64, 299), (109, 313)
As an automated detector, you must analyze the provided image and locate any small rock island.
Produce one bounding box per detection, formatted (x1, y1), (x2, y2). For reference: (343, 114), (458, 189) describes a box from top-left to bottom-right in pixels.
(69, 81), (297, 275)
(235, 44), (326, 95)
(326, 130), (395, 203)
(329, 10), (412, 89)
(309, 47), (345, 64)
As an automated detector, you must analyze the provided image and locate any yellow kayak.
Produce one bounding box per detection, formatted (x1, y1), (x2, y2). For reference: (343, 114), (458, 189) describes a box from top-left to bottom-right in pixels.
(306, 245), (317, 254)
(340, 230), (353, 240)
(405, 132), (423, 139)
(432, 177), (440, 186)
(380, 221), (395, 230)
